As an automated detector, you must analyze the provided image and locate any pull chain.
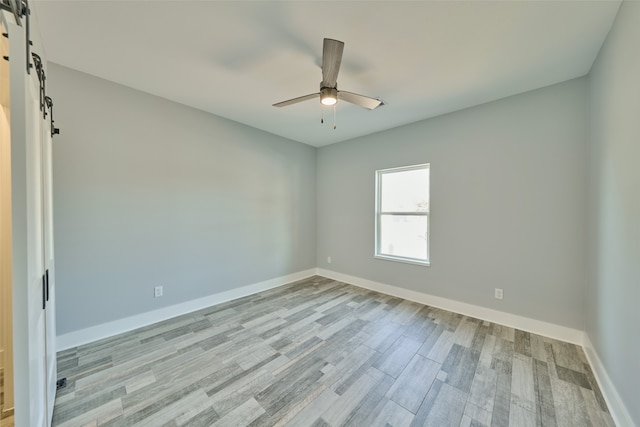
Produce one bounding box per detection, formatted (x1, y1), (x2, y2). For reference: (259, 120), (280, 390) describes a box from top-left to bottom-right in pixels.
(320, 106), (337, 129)
(333, 105), (337, 130)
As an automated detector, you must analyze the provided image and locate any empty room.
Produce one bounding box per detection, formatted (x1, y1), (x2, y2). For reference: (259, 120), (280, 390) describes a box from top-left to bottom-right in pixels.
(1, 1), (638, 426)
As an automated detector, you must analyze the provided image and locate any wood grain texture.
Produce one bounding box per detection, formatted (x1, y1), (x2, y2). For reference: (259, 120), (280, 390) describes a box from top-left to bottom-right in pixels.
(52, 276), (613, 426)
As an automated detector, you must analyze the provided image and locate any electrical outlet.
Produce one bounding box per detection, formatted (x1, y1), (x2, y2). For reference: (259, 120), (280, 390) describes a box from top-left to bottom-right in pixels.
(494, 288), (503, 300)
(154, 286), (163, 298)
(327, 256), (332, 264)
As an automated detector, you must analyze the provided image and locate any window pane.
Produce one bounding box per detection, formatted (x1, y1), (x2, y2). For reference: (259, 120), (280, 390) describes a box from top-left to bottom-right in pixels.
(379, 214), (428, 261)
(380, 168), (429, 212)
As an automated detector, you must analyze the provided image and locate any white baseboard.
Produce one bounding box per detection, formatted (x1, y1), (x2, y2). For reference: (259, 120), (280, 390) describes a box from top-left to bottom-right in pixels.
(56, 269), (317, 351)
(316, 268), (584, 345)
(583, 334), (636, 427)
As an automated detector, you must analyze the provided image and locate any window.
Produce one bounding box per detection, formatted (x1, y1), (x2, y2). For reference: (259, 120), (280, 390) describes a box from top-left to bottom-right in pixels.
(375, 164), (430, 265)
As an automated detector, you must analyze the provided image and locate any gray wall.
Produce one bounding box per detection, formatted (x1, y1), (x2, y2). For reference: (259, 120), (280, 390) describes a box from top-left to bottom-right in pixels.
(587, 1), (640, 424)
(317, 78), (588, 330)
(48, 64), (317, 335)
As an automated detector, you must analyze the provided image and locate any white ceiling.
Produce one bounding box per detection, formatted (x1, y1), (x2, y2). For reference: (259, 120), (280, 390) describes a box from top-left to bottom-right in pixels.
(32, 1), (620, 147)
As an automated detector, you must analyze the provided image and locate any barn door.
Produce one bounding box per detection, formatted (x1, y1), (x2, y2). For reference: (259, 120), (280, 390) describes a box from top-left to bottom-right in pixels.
(25, 65), (48, 427)
(41, 104), (57, 423)
(6, 13), (56, 426)
(22, 67), (47, 426)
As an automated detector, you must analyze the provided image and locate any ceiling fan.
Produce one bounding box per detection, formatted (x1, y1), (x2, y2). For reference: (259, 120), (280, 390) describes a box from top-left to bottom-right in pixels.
(273, 38), (383, 111)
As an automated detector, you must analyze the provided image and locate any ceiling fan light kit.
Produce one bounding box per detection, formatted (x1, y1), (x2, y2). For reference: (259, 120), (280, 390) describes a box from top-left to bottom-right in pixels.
(320, 86), (338, 106)
(273, 38), (383, 113)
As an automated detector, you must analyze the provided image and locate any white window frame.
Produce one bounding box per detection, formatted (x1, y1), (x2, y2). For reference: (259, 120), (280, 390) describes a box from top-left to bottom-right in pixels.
(375, 163), (430, 266)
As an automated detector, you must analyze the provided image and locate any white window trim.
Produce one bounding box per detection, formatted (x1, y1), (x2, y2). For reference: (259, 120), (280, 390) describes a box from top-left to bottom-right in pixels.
(374, 163), (430, 267)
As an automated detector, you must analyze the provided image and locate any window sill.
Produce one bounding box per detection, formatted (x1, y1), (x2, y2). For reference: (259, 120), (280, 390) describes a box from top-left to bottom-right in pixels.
(374, 254), (430, 267)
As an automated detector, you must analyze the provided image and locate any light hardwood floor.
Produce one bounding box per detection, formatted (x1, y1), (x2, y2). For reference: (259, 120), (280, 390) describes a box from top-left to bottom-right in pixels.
(52, 276), (614, 426)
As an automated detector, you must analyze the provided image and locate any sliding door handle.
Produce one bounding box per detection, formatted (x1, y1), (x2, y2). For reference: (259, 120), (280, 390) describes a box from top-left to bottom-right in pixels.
(45, 269), (49, 301)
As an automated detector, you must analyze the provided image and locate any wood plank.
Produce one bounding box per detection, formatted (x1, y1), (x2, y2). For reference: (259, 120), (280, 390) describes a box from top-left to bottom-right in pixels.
(373, 336), (423, 378)
(549, 340), (584, 373)
(549, 376), (590, 427)
(490, 361), (511, 427)
(211, 397), (264, 427)
(386, 354), (440, 413)
(453, 317), (480, 348)
(510, 354), (536, 412)
(283, 388), (338, 427)
(321, 369), (380, 426)
(468, 364), (498, 414)
(442, 344), (480, 394)
(411, 380), (467, 427)
(369, 399), (414, 427)
(463, 401), (492, 426)
(128, 389), (212, 427)
(54, 396), (123, 427)
(532, 359), (557, 427)
(514, 330), (531, 357)
(423, 329), (455, 364)
(341, 369), (395, 427)
(580, 387), (616, 427)
(210, 370), (273, 417)
(508, 403), (535, 427)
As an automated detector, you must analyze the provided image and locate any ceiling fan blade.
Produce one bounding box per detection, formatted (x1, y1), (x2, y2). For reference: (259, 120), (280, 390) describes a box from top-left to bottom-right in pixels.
(321, 38), (344, 88)
(338, 91), (383, 110)
(273, 93), (319, 107)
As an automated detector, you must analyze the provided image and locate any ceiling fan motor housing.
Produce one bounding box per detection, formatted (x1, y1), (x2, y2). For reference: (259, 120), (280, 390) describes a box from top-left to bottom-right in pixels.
(320, 86), (338, 105)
